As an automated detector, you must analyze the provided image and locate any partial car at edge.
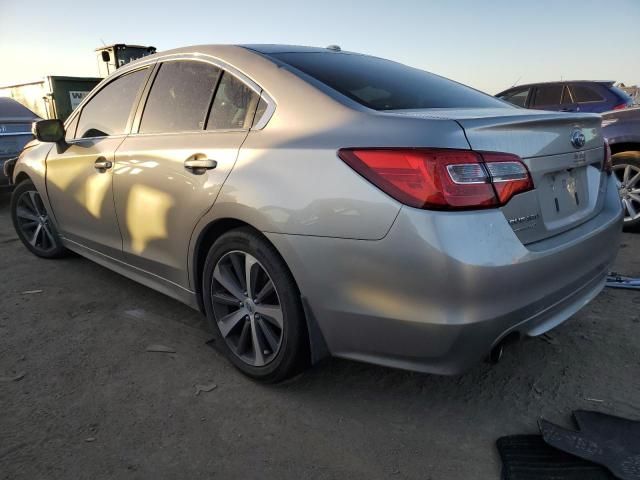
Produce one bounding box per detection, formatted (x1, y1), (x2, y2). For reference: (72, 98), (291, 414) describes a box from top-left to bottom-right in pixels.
(497, 80), (633, 113)
(10, 45), (623, 382)
(602, 106), (640, 229)
(0, 98), (39, 190)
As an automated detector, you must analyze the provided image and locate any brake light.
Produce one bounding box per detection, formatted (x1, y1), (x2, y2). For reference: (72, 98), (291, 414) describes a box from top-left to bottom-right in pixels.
(338, 148), (533, 210)
(612, 103), (628, 111)
(603, 139), (612, 174)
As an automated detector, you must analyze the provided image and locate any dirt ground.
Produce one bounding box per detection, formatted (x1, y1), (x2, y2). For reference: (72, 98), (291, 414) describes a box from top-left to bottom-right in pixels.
(0, 190), (638, 480)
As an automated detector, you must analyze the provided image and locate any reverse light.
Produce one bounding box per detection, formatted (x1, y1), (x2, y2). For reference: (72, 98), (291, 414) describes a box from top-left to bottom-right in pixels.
(338, 148), (533, 210)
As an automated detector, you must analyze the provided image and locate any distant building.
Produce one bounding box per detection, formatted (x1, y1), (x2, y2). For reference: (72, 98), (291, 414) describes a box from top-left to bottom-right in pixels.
(617, 83), (639, 105)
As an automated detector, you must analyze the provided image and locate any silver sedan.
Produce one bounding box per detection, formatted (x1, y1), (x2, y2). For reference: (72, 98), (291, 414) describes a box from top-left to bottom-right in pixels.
(10, 45), (623, 381)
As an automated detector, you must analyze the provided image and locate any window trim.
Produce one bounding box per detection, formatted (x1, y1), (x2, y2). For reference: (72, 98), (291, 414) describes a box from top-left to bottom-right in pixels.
(64, 65), (154, 142)
(560, 85), (574, 105)
(128, 54), (275, 136)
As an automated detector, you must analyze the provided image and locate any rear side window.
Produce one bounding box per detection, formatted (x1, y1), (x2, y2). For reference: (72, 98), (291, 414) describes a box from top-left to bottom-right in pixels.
(271, 52), (507, 111)
(140, 61), (221, 134)
(206, 72), (259, 130)
(531, 85), (563, 107)
(500, 88), (530, 107)
(252, 97), (269, 127)
(571, 85), (604, 102)
(76, 68), (149, 139)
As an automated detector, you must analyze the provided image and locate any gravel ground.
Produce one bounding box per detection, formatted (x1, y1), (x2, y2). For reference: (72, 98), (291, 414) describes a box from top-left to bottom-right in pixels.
(1, 190), (639, 479)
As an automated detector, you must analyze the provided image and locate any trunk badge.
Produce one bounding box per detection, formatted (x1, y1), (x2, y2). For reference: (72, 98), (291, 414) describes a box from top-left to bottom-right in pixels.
(570, 129), (586, 149)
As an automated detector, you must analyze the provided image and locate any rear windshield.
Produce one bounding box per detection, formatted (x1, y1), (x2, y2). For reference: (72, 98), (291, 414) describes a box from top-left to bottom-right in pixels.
(270, 52), (508, 111)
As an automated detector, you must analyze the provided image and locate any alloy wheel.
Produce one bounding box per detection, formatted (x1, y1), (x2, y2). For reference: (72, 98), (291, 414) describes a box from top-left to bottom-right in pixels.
(15, 190), (59, 254)
(210, 250), (284, 367)
(613, 163), (640, 223)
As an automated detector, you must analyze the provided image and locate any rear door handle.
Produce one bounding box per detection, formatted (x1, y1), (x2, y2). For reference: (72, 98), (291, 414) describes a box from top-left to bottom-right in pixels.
(94, 157), (113, 171)
(184, 157), (217, 174)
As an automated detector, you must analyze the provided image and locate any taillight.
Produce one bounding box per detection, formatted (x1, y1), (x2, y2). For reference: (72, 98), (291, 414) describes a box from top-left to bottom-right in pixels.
(338, 148), (533, 210)
(612, 103), (628, 111)
(603, 139), (612, 174)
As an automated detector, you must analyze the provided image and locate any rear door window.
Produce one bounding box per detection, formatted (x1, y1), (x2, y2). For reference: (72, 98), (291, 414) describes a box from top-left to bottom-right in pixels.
(206, 72), (260, 130)
(500, 88), (530, 107)
(531, 85), (564, 108)
(570, 85), (604, 102)
(139, 61), (221, 134)
(270, 52), (507, 111)
(75, 68), (149, 139)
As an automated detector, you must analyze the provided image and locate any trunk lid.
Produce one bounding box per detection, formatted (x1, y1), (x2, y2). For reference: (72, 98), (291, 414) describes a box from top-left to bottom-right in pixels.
(389, 108), (607, 244)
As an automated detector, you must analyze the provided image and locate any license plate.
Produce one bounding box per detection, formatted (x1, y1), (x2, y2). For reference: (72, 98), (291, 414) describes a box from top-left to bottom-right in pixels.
(543, 168), (586, 217)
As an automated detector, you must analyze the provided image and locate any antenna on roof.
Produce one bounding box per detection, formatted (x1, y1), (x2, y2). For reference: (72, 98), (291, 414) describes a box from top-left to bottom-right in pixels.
(511, 76), (521, 87)
(326, 45), (341, 52)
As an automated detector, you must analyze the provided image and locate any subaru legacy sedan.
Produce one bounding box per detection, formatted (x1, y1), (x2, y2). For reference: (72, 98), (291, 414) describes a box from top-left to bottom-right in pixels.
(10, 45), (622, 382)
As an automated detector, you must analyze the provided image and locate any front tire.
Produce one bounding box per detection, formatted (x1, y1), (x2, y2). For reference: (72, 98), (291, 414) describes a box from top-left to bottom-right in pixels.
(11, 180), (67, 258)
(202, 227), (308, 382)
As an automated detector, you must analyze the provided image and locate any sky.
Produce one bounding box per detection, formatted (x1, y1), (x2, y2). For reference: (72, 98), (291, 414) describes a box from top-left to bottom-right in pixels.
(0, 0), (639, 94)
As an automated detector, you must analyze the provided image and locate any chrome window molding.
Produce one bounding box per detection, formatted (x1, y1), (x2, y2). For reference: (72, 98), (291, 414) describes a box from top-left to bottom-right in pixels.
(64, 50), (277, 138)
(127, 52), (276, 132)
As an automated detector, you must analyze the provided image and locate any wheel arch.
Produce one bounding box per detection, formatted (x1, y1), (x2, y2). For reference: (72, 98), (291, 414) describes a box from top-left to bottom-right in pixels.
(190, 217), (330, 365)
(14, 171), (31, 185)
(610, 142), (640, 156)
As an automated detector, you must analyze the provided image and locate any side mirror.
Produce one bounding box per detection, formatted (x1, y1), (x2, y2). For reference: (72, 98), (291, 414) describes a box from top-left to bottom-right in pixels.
(33, 119), (68, 152)
(101, 51), (111, 62)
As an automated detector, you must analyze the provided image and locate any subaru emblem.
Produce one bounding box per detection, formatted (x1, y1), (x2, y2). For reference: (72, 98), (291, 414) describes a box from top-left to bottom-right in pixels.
(570, 129), (586, 149)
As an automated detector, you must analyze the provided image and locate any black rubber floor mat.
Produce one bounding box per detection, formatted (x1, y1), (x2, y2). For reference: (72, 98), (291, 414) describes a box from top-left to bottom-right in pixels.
(540, 410), (640, 480)
(497, 435), (615, 479)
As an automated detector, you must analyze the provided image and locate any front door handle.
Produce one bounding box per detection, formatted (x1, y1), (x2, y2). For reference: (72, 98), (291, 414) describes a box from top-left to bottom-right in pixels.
(94, 157), (113, 171)
(184, 157), (217, 174)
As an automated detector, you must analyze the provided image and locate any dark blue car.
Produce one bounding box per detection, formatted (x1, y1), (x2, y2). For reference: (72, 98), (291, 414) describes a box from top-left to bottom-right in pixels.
(496, 81), (633, 113)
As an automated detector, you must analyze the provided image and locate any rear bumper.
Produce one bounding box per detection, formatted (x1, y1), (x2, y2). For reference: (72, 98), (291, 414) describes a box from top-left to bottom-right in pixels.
(267, 175), (623, 374)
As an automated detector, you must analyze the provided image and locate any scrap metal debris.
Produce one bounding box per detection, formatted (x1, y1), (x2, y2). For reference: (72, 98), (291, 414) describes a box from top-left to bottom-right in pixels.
(606, 272), (640, 290)
(194, 383), (217, 396)
(145, 345), (176, 353)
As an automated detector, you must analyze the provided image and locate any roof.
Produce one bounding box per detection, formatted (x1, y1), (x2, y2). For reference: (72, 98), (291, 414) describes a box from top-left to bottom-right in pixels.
(241, 44), (349, 54)
(499, 80), (615, 93)
(0, 97), (40, 122)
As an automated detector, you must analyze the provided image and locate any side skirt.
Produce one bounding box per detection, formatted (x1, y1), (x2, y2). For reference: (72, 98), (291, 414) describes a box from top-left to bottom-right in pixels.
(61, 238), (200, 310)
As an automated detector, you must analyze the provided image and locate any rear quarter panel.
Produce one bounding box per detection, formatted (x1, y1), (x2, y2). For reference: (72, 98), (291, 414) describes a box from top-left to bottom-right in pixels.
(197, 113), (471, 239)
(603, 108), (640, 147)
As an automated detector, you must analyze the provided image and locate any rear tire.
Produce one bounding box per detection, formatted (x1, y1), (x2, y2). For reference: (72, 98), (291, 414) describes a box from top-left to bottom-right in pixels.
(612, 151), (640, 231)
(202, 227), (309, 382)
(11, 180), (67, 258)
